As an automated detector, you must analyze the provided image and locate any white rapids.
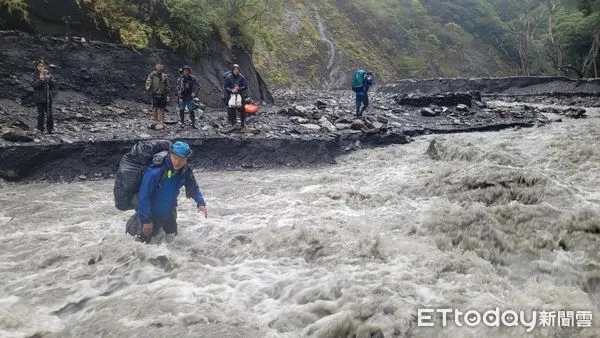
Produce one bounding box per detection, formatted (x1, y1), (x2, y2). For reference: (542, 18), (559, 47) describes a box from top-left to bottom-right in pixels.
(1, 102), (600, 338)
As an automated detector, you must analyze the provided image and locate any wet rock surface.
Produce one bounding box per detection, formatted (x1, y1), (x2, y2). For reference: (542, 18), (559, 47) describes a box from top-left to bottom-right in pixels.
(486, 94), (600, 108)
(1, 82), (587, 182)
(381, 76), (600, 97)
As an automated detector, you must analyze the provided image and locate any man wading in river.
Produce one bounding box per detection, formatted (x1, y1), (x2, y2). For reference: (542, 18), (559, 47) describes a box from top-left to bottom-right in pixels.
(126, 141), (208, 243)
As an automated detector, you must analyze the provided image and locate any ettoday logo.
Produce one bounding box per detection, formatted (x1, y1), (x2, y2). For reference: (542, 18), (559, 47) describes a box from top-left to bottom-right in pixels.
(417, 308), (593, 332)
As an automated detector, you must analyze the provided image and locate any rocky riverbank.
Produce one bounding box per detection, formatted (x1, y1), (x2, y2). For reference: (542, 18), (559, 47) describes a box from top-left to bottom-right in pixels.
(0, 83), (591, 183)
(1, 30), (596, 183)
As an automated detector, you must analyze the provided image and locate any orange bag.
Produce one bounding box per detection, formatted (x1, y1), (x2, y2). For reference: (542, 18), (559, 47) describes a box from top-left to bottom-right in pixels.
(244, 103), (260, 114)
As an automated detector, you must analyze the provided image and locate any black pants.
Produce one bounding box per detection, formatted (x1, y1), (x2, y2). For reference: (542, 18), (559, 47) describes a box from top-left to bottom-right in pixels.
(152, 97), (168, 109)
(227, 107), (246, 127)
(36, 102), (53, 132)
(356, 92), (369, 116)
(125, 211), (178, 243)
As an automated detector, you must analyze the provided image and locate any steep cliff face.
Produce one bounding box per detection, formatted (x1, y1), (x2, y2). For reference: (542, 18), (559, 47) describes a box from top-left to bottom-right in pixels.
(0, 0), (273, 107)
(0, 0), (116, 41)
(250, 0), (517, 89)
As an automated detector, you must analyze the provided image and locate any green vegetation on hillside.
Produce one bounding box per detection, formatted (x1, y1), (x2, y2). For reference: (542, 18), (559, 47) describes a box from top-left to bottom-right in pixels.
(1, 0), (599, 84)
(0, 0), (29, 25)
(81, 0), (269, 55)
(0, 0), (268, 55)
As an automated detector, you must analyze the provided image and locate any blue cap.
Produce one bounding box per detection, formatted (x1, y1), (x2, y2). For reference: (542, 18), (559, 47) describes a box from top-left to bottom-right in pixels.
(170, 141), (192, 158)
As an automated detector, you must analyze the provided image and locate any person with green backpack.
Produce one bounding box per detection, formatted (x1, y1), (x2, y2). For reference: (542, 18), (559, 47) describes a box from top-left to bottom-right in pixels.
(351, 69), (374, 118)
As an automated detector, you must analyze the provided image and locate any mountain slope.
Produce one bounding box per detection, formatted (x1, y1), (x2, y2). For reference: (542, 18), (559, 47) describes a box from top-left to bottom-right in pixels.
(250, 0), (516, 88)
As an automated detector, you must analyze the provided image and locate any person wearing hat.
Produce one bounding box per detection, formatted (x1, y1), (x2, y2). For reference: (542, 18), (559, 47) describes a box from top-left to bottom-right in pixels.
(223, 63), (249, 129)
(126, 141), (208, 243)
(31, 60), (57, 134)
(176, 65), (201, 129)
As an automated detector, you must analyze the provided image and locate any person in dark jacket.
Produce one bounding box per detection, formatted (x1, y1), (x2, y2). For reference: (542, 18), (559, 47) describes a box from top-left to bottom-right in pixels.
(31, 61), (57, 134)
(145, 62), (170, 128)
(125, 141), (208, 243)
(223, 64), (249, 129)
(176, 65), (201, 129)
(356, 71), (374, 118)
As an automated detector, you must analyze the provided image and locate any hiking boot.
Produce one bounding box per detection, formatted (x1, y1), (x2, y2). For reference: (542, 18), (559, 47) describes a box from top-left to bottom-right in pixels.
(179, 122), (185, 129)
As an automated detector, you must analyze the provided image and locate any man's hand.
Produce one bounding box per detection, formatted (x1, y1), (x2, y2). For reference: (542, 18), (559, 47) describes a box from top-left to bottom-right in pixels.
(179, 98), (183, 104)
(142, 223), (153, 236)
(198, 206), (208, 218)
(191, 92), (196, 98)
(166, 96), (170, 102)
(145, 86), (150, 91)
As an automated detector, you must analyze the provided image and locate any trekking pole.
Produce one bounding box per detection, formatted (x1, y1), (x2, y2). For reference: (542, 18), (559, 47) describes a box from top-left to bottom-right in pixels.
(46, 78), (50, 130)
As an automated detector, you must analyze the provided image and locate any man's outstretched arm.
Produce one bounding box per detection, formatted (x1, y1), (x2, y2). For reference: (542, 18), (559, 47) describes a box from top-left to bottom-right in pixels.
(184, 170), (207, 218)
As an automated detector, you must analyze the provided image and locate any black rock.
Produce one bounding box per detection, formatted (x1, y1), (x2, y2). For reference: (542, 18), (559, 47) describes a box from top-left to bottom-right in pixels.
(376, 116), (389, 124)
(75, 113), (92, 122)
(370, 329), (385, 338)
(281, 107), (308, 118)
(420, 108), (437, 117)
(2, 132), (34, 142)
(351, 119), (366, 130)
(335, 117), (353, 124)
(363, 128), (381, 135)
(564, 107), (587, 119)
(426, 139), (441, 160)
(456, 104), (469, 111)
(10, 119), (31, 131)
(395, 92), (476, 107)
(312, 112), (323, 120)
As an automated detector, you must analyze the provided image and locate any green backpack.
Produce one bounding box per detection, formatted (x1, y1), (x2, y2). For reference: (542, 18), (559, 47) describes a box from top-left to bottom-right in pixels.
(352, 69), (367, 92)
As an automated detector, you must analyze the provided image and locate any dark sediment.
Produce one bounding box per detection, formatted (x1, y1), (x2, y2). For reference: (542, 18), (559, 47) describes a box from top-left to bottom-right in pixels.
(0, 30), (273, 108)
(380, 76), (600, 97)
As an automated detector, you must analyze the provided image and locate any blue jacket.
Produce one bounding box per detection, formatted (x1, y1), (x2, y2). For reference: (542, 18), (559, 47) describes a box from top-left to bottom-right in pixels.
(137, 155), (206, 224)
(223, 72), (248, 99)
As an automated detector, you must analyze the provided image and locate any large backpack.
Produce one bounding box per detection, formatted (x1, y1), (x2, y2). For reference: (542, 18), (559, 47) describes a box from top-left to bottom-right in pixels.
(352, 69), (367, 92)
(113, 140), (172, 211)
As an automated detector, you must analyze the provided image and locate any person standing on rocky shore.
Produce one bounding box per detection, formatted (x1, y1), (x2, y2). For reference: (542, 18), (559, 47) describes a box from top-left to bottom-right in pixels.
(31, 60), (57, 134)
(223, 64), (249, 130)
(176, 65), (201, 129)
(353, 70), (374, 118)
(145, 62), (170, 129)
